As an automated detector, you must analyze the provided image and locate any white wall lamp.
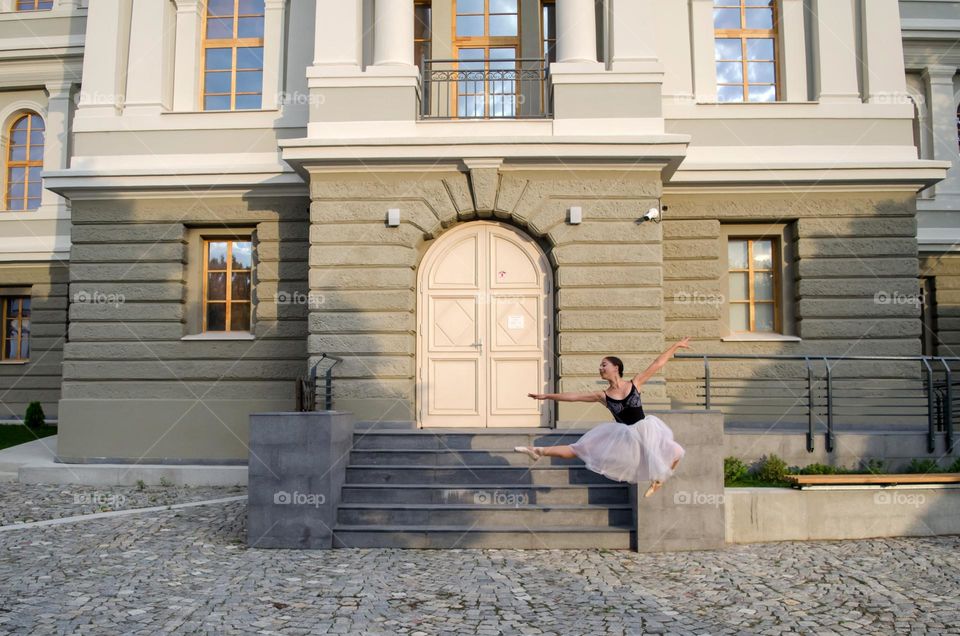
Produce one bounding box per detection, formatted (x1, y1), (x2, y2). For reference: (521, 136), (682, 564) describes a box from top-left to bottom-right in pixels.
(387, 208), (400, 227)
(568, 206), (582, 225)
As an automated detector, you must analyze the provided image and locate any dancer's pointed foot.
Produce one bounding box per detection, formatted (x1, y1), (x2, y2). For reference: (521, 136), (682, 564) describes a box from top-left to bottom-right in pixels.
(644, 480), (663, 498)
(514, 446), (544, 461)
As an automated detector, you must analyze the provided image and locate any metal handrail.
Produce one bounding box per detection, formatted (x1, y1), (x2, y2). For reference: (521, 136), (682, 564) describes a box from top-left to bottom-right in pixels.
(296, 353), (343, 412)
(675, 353), (960, 455)
(418, 57), (552, 120)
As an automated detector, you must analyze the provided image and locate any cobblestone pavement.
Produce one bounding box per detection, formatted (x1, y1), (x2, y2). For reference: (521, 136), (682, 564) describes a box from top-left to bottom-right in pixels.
(0, 487), (958, 635)
(0, 482), (247, 526)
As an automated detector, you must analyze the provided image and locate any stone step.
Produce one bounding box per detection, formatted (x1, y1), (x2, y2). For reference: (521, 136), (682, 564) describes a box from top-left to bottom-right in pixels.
(351, 430), (591, 451)
(344, 465), (620, 486)
(337, 503), (633, 527)
(332, 525), (634, 549)
(349, 449), (583, 467)
(339, 484), (629, 505)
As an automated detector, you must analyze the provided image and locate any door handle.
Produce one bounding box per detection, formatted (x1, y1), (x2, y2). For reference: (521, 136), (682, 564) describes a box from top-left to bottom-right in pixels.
(471, 338), (483, 353)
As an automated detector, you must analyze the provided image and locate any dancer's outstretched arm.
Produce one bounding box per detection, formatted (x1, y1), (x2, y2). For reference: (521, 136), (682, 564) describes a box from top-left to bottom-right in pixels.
(528, 391), (605, 403)
(632, 337), (692, 388)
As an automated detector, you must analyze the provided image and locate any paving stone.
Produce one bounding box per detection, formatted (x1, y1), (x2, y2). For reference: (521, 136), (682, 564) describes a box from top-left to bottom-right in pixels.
(0, 484), (958, 634)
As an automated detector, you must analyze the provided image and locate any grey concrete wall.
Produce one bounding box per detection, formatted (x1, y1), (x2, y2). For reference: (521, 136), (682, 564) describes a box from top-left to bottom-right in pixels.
(725, 430), (955, 472)
(56, 196), (310, 462)
(0, 262), (68, 421)
(307, 166), (667, 425)
(632, 411), (726, 552)
(247, 411), (354, 549)
(726, 486), (960, 543)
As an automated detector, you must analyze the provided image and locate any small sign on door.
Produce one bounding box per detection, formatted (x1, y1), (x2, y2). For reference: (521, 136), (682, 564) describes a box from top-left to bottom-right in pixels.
(508, 314), (524, 329)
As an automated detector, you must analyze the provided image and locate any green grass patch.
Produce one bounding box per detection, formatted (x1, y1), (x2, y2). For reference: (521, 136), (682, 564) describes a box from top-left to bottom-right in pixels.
(0, 424), (57, 451)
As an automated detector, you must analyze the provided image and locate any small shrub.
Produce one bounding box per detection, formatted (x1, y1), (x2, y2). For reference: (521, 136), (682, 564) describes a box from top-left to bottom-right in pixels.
(947, 457), (960, 473)
(797, 463), (841, 475)
(136, 479), (146, 491)
(23, 402), (45, 428)
(754, 454), (789, 483)
(904, 458), (943, 474)
(724, 456), (748, 482)
(860, 458), (887, 475)
(159, 476), (173, 487)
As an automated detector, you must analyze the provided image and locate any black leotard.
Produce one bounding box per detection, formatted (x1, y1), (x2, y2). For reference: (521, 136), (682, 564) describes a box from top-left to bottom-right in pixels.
(603, 382), (646, 425)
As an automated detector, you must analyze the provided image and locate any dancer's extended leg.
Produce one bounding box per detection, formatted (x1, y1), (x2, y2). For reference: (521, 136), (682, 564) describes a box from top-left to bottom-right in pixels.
(540, 445), (578, 459)
(513, 444), (578, 460)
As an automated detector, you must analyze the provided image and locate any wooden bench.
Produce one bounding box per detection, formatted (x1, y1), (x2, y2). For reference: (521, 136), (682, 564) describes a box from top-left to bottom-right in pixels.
(787, 474), (960, 489)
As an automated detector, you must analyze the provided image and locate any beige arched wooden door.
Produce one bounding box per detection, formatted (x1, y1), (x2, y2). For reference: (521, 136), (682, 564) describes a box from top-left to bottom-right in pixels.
(417, 222), (553, 428)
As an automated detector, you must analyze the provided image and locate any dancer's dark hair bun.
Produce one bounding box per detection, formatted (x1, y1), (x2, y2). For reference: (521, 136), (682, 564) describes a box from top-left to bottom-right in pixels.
(603, 356), (624, 377)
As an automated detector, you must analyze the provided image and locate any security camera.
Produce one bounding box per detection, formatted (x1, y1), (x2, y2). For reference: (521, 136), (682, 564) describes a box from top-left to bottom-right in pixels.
(636, 207), (662, 224)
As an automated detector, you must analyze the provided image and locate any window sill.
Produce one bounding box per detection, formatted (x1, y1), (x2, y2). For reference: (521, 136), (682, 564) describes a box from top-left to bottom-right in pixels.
(0, 360), (29, 364)
(722, 333), (801, 342)
(161, 108), (281, 116)
(695, 101), (817, 106)
(181, 332), (255, 341)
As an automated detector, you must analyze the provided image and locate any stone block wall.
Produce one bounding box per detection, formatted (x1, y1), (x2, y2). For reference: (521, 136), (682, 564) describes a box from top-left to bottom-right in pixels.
(662, 191), (924, 425)
(0, 262), (68, 421)
(56, 196), (310, 462)
(307, 166), (668, 425)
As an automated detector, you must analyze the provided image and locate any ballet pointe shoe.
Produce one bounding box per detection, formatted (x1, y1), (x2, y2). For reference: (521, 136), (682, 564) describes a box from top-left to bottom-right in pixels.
(644, 481), (663, 498)
(514, 446), (544, 461)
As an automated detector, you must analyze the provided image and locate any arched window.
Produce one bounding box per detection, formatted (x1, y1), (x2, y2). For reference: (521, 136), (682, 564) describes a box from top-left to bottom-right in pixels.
(714, 0), (779, 102)
(5, 113), (44, 211)
(201, 0), (265, 111)
(16, 0), (53, 10)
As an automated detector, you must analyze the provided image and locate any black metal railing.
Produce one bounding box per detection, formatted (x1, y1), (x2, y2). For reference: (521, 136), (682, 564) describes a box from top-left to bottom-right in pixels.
(418, 58), (552, 120)
(296, 353), (343, 412)
(674, 353), (960, 455)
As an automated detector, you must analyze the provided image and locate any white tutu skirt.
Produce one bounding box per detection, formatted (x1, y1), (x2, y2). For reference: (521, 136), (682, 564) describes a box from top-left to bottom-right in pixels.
(569, 415), (685, 484)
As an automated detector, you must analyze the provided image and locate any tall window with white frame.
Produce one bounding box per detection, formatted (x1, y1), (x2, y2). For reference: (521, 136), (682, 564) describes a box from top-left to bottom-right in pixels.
(415, 0), (432, 70)
(203, 238), (253, 332)
(5, 113), (44, 212)
(714, 0), (778, 102)
(1, 296), (30, 361)
(541, 0), (555, 65)
(727, 237), (781, 333)
(201, 0), (265, 111)
(454, 0), (520, 118)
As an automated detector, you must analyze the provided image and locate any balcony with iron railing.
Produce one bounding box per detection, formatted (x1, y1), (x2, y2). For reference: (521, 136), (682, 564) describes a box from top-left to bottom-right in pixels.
(418, 58), (552, 120)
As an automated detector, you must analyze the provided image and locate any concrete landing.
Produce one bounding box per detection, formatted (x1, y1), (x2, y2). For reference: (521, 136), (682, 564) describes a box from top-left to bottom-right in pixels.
(0, 436), (247, 486)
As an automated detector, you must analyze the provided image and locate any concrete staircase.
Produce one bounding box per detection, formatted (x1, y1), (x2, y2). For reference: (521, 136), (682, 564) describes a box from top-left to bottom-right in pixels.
(333, 428), (635, 549)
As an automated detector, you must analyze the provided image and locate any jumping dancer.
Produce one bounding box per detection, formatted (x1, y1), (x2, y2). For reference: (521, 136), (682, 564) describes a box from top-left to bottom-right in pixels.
(516, 338), (691, 498)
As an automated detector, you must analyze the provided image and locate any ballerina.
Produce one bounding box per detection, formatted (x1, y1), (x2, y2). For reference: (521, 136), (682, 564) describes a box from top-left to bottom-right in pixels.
(515, 337), (691, 498)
